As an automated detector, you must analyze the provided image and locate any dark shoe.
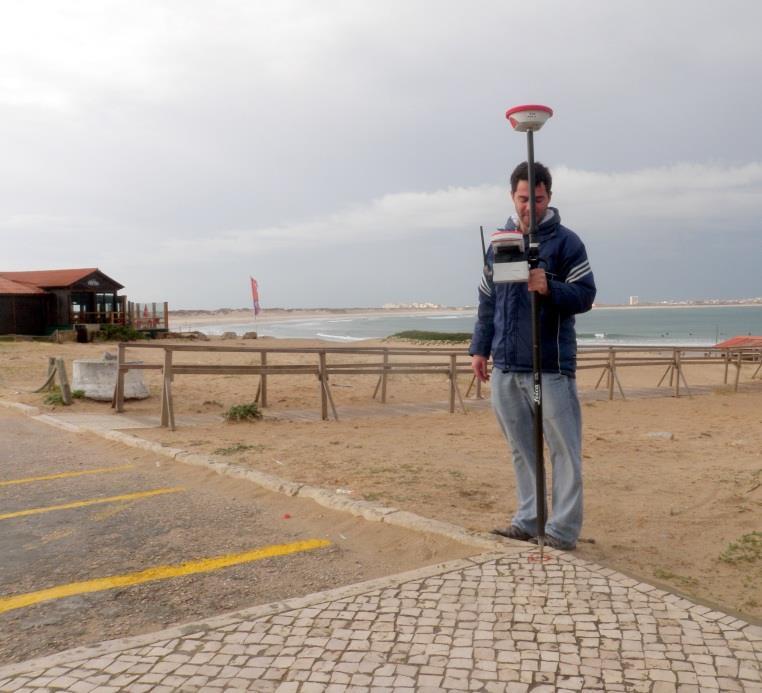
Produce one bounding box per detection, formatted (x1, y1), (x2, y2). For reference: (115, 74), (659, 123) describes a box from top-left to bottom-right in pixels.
(490, 525), (534, 542)
(530, 534), (576, 550)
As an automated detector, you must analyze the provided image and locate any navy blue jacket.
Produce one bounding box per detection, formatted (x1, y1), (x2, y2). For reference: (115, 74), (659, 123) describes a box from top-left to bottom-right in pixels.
(469, 208), (596, 376)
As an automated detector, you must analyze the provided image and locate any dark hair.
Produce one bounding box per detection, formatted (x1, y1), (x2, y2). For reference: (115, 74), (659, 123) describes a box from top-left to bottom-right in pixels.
(510, 161), (552, 195)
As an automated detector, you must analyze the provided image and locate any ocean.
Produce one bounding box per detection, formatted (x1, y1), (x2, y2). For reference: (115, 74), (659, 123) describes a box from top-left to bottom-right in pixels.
(175, 305), (762, 347)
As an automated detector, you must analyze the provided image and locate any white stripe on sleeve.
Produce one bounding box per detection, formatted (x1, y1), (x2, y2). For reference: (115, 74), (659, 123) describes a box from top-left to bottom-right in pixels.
(479, 273), (493, 296)
(566, 261), (591, 284)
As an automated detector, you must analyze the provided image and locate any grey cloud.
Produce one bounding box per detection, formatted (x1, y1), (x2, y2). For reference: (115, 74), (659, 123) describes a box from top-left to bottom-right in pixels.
(1, 1), (761, 309)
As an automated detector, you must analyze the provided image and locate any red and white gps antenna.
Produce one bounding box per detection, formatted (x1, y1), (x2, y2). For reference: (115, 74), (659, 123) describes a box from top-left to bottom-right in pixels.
(505, 103), (554, 556)
(505, 104), (553, 132)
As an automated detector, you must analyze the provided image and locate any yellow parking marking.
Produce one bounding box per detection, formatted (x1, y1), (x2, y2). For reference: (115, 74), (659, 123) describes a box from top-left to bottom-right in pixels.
(0, 487), (185, 521)
(0, 464), (135, 488)
(0, 539), (331, 614)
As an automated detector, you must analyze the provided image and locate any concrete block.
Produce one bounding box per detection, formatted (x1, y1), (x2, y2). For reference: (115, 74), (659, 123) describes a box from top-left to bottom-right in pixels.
(72, 359), (149, 401)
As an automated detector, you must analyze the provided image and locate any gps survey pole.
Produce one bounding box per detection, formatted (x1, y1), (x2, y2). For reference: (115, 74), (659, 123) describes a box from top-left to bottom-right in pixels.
(505, 104), (554, 556)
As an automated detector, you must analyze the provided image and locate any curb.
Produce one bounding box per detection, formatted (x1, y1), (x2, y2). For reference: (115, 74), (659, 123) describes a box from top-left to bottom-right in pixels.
(0, 399), (513, 554)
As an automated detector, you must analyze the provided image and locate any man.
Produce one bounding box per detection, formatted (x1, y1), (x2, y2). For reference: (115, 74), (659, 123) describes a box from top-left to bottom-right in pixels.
(470, 161), (596, 550)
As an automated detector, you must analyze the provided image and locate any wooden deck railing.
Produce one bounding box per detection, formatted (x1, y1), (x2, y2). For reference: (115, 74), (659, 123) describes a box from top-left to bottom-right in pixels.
(71, 311), (126, 324)
(112, 343), (762, 429)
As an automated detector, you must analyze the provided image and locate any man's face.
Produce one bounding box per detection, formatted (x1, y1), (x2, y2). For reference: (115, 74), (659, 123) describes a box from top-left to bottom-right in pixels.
(511, 180), (551, 233)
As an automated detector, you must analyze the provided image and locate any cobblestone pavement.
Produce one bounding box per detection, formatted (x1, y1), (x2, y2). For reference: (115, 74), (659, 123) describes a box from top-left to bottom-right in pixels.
(0, 549), (760, 692)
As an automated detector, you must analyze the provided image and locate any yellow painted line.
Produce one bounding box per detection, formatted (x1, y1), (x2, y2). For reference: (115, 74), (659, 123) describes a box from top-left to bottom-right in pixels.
(0, 464), (135, 488)
(0, 539), (331, 614)
(0, 487), (185, 521)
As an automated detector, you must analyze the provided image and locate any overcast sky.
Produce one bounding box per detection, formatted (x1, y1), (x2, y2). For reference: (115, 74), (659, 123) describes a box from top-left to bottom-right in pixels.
(2, 1), (761, 309)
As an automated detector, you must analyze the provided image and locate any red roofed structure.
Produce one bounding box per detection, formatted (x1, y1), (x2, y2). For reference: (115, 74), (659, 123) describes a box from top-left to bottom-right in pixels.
(0, 277), (46, 296)
(0, 268), (126, 335)
(715, 336), (762, 349)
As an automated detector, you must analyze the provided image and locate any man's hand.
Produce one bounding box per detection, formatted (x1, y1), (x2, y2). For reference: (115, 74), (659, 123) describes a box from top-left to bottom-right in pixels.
(471, 355), (490, 383)
(528, 268), (550, 295)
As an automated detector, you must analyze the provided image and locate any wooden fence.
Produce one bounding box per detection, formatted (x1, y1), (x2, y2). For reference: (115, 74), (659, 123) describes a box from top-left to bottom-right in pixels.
(112, 343), (474, 429)
(577, 345), (762, 399)
(112, 343), (762, 429)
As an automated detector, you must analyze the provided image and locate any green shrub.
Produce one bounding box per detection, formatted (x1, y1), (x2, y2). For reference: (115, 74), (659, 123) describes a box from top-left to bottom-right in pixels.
(720, 532), (762, 564)
(213, 442), (266, 455)
(95, 324), (147, 341)
(390, 330), (472, 342)
(42, 387), (85, 406)
(43, 389), (66, 406)
(223, 402), (263, 422)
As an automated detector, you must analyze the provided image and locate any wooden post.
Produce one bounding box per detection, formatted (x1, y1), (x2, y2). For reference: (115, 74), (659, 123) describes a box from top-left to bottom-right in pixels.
(752, 355), (762, 380)
(381, 348), (389, 404)
(260, 351), (268, 407)
(319, 351), (328, 421)
(723, 349), (730, 384)
(674, 349), (680, 397)
(734, 352), (742, 392)
(33, 357), (58, 393)
(673, 349), (691, 397)
(160, 348), (175, 429)
(316, 351), (338, 420)
(656, 364), (671, 388)
(448, 355), (456, 413)
(450, 355), (467, 413)
(611, 356), (626, 400)
(46, 357), (56, 390)
(323, 376), (339, 421)
(113, 342), (126, 411)
(55, 358), (72, 405)
(608, 349), (616, 400)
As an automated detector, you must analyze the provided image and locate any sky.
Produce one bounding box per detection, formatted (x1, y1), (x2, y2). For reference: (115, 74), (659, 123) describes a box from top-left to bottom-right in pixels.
(2, 1), (761, 309)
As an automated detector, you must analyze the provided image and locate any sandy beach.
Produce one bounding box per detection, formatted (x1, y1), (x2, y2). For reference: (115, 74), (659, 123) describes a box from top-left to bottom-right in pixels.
(1, 333), (761, 623)
(167, 307), (475, 330)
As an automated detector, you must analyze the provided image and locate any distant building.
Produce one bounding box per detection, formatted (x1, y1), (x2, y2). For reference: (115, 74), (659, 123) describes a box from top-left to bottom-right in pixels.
(0, 267), (167, 336)
(0, 268), (126, 335)
(629, 296), (639, 306)
(382, 302), (442, 309)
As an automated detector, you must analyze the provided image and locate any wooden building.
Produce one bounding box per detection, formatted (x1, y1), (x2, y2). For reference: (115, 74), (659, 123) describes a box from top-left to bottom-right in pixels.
(0, 268), (125, 336)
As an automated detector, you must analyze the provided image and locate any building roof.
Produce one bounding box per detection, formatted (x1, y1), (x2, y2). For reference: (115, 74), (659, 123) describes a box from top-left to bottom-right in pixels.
(0, 277), (46, 295)
(715, 336), (762, 348)
(0, 268), (123, 290)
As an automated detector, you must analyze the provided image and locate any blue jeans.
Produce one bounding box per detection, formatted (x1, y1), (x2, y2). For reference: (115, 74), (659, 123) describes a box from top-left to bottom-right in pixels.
(491, 370), (583, 546)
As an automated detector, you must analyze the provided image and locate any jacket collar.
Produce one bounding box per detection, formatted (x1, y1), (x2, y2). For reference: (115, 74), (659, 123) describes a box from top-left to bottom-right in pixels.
(505, 207), (560, 237)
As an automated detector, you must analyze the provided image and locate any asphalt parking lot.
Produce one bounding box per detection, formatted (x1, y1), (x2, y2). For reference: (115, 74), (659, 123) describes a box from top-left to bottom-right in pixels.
(0, 411), (474, 665)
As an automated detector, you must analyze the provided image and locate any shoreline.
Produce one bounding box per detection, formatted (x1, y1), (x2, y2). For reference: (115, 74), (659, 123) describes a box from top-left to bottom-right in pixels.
(169, 307), (475, 327)
(591, 303), (762, 311)
(170, 302), (762, 327)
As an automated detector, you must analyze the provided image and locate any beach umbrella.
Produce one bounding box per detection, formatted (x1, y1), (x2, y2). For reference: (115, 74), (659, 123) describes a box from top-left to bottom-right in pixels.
(505, 104), (554, 557)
